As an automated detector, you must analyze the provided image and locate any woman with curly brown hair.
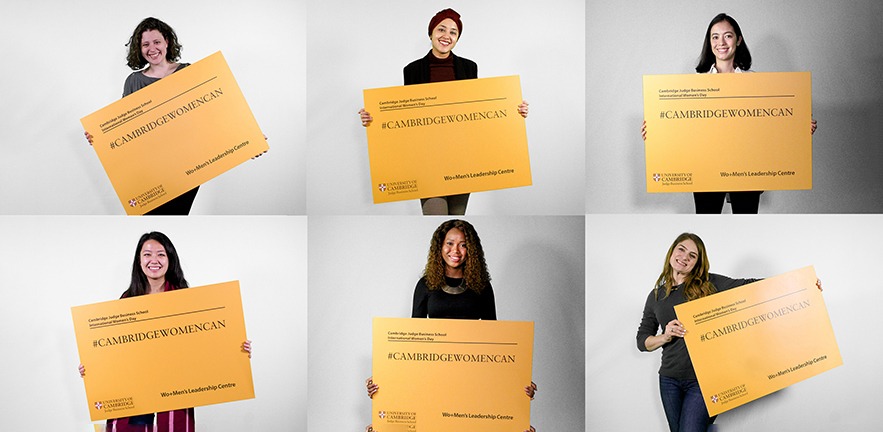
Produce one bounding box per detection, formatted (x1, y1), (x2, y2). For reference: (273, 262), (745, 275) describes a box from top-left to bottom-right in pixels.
(366, 219), (537, 432)
(84, 17), (199, 214)
(84, 17), (265, 215)
(412, 219), (495, 319)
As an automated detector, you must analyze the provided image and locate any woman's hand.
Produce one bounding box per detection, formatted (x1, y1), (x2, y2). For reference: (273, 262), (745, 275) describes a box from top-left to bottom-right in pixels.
(645, 318), (686, 351)
(359, 108), (373, 127)
(811, 119), (818, 135)
(518, 101), (529, 118)
(242, 340), (252, 358)
(84, 131), (94, 146)
(365, 425), (374, 432)
(525, 381), (537, 399)
(816, 278), (823, 291)
(525, 426), (536, 432)
(366, 376), (379, 398)
(664, 319), (686, 339)
(641, 120), (647, 141)
(78, 363), (86, 378)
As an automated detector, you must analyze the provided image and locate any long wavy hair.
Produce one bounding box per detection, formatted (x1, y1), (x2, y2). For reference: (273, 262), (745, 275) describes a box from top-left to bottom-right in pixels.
(126, 231), (188, 297)
(695, 13), (752, 73)
(654, 233), (716, 301)
(126, 17), (183, 70)
(423, 220), (491, 293)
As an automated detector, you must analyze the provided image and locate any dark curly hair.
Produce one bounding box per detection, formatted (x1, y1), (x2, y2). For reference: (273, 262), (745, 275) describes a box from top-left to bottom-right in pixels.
(654, 233), (716, 301)
(126, 231), (189, 297)
(125, 17), (183, 70)
(695, 13), (752, 73)
(423, 219), (491, 293)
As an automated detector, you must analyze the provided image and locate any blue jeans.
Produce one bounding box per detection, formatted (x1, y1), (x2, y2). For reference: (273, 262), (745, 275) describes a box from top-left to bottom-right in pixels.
(659, 375), (716, 432)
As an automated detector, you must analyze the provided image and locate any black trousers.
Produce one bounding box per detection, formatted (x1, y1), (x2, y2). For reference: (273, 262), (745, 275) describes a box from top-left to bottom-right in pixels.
(692, 191), (761, 214)
(145, 187), (199, 215)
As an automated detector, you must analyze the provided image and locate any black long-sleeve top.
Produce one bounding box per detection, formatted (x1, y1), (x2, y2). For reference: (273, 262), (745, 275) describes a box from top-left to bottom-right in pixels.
(412, 276), (496, 320)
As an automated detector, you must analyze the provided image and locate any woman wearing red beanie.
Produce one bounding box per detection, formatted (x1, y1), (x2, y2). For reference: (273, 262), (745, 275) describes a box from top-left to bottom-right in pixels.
(359, 8), (529, 215)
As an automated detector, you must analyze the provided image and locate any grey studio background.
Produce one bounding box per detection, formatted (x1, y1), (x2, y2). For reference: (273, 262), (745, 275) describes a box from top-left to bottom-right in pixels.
(306, 0), (586, 215)
(586, 0), (883, 213)
(0, 0), (305, 214)
(308, 216), (585, 430)
(0, 216), (307, 430)
(586, 214), (882, 430)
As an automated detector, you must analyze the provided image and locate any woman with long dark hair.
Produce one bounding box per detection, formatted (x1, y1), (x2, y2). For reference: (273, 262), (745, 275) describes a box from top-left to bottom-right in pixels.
(78, 232), (251, 431)
(364, 220), (536, 432)
(359, 8), (529, 215)
(641, 13), (817, 214)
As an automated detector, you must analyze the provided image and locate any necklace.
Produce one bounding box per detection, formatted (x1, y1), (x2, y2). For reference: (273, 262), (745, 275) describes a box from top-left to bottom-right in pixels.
(442, 277), (466, 294)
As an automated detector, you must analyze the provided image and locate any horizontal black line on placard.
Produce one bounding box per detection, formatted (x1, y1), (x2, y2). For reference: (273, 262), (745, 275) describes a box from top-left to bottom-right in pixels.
(89, 306), (225, 329)
(694, 288), (806, 324)
(389, 340), (517, 346)
(378, 97), (508, 112)
(659, 94), (796, 101)
(103, 76), (220, 133)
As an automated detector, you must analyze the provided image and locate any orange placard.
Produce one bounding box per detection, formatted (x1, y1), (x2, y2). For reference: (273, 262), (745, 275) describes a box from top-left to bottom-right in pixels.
(363, 76), (531, 203)
(674, 266), (841, 416)
(643, 72), (812, 192)
(71, 281), (254, 421)
(81, 51), (268, 214)
(372, 317), (533, 431)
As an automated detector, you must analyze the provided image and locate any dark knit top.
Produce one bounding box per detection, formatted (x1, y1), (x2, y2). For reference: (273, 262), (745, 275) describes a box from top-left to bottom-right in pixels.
(428, 53), (456, 83)
(412, 276), (496, 319)
(636, 273), (760, 380)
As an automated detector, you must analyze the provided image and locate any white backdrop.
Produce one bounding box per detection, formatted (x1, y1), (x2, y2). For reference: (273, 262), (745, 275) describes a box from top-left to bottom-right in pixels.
(306, 0), (586, 215)
(308, 216), (585, 430)
(586, 215), (882, 430)
(586, 0), (883, 213)
(0, 216), (307, 430)
(0, 0), (306, 215)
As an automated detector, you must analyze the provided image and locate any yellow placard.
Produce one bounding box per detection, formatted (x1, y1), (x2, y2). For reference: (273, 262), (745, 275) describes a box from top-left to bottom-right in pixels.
(71, 281), (254, 421)
(363, 76), (531, 203)
(372, 317), (533, 431)
(643, 72), (812, 192)
(674, 266), (841, 416)
(81, 51), (269, 214)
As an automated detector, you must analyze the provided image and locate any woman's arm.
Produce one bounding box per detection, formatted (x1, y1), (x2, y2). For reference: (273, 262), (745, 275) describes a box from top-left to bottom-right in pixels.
(412, 279), (429, 318)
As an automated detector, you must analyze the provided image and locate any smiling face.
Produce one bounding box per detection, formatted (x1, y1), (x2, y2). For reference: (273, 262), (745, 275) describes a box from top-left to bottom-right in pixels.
(441, 228), (467, 277)
(430, 18), (459, 59)
(669, 239), (699, 278)
(709, 20), (740, 64)
(140, 29), (169, 67)
(140, 239), (169, 282)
